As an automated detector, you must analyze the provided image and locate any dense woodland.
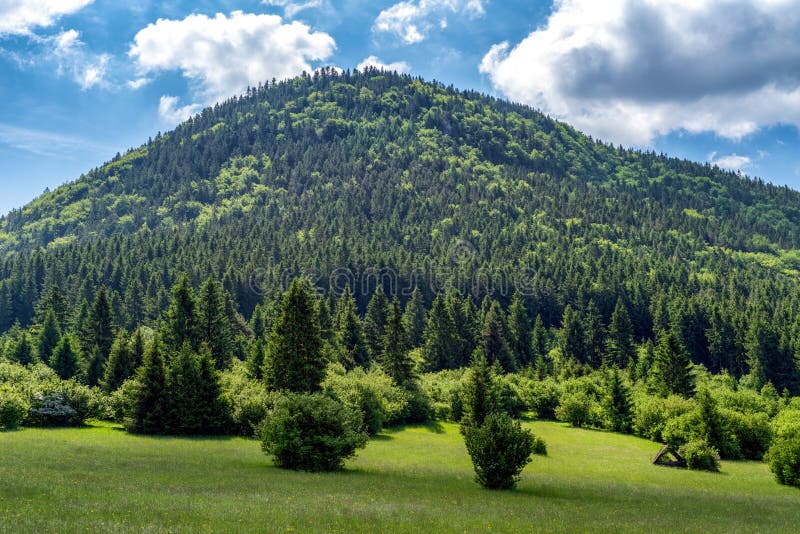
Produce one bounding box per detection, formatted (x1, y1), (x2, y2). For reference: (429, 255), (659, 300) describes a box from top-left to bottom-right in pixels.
(1, 70), (800, 483)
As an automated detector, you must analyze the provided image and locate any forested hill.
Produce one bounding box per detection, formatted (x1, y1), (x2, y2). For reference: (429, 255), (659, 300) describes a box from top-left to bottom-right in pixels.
(1, 69), (800, 391)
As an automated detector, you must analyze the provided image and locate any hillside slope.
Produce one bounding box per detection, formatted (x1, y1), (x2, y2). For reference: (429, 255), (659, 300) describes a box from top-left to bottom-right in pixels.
(1, 69), (799, 387)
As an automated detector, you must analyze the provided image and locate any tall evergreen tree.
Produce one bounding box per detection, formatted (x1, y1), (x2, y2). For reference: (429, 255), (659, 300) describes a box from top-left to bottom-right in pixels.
(559, 305), (585, 364)
(530, 314), (548, 377)
(50, 334), (80, 380)
(36, 308), (61, 364)
(507, 292), (533, 368)
(128, 335), (168, 434)
(246, 339), (266, 379)
(381, 298), (414, 386)
(606, 298), (635, 367)
(482, 300), (515, 372)
(129, 327), (146, 371)
(102, 330), (134, 392)
(583, 299), (605, 368)
(264, 279), (326, 392)
(447, 290), (478, 368)
(423, 294), (457, 371)
(197, 276), (234, 369)
(363, 286), (389, 360)
(651, 330), (694, 398)
(604, 368), (633, 433)
(11, 332), (34, 365)
(85, 287), (115, 386)
(162, 274), (199, 353)
(402, 287), (427, 348)
(333, 286), (369, 369)
(460, 351), (497, 429)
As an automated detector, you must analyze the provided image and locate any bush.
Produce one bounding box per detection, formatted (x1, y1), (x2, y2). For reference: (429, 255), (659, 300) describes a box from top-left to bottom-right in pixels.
(766, 437), (800, 487)
(555, 391), (595, 428)
(107, 379), (140, 423)
(633, 394), (693, 441)
(259, 392), (368, 472)
(679, 440), (720, 472)
(419, 369), (464, 421)
(771, 409), (800, 441)
(463, 413), (534, 489)
(723, 409), (772, 460)
(323, 365), (412, 430)
(0, 387), (29, 430)
(220, 363), (279, 436)
(525, 378), (561, 419)
(532, 436), (548, 456)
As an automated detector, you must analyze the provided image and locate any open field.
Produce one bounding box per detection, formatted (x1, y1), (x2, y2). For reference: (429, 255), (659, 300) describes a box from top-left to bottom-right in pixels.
(1, 420), (798, 533)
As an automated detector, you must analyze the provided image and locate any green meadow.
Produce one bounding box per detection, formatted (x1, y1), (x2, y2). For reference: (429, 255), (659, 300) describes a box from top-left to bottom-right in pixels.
(1, 420), (798, 533)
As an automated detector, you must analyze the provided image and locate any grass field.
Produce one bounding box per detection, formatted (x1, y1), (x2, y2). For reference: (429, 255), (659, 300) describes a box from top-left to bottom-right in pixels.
(1, 420), (798, 533)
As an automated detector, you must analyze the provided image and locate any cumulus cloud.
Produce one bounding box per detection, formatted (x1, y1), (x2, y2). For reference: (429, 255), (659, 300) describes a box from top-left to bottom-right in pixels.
(374, 0), (486, 44)
(0, 0), (93, 36)
(480, 0), (800, 146)
(158, 96), (203, 125)
(708, 152), (752, 173)
(262, 0), (325, 19)
(129, 11), (336, 124)
(50, 29), (111, 90)
(357, 55), (411, 73)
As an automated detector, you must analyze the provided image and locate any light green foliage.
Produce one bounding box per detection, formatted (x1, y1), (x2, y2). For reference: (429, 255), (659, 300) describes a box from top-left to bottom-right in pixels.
(0, 386), (29, 430)
(463, 413), (534, 489)
(679, 440), (721, 472)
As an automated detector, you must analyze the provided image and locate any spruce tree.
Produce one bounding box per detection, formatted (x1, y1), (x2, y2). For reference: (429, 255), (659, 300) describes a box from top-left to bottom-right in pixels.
(162, 274), (199, 353)
(363, 286), (389, 360)
(606, 298), (635, 367)
(197, 276), (233, 369)
(102, 330), (133, 392)
(35, 285), (69, 330)
(530, 314), (548, 377)
(129, 327), (146, 371)
(250, 304), (267, 340)
(423, 294), (457, 371)
(559, 305), (585, 364)
(448, 291), (479, 368)
(333, 286), (369, 369)
(11, 332), (34, 366)
(195, 343), (230, 433)
(402, 287), (427, 348)
(381, 298), (414, 386)
(460, 351), (497, 429)
(507, 292), (533, 368)
(86, 287), (114, 386)
(604, 368), (633, 433)
(651, 330), (694, 397)
(482, 300), (515, 372)
(246, 339), (266, 379)
(37, 308), (61, 364)
(50, 334), (80, 380)
(264, 279), (326, 392)
(128, 335), (167, 434)
(583, 299), (605, 368)
(165, 342), (203, 434)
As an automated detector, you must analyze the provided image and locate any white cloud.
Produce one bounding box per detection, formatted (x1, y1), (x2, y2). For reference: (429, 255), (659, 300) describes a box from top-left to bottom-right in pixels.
(50, 29), (111, 90)
(480, 0), (800, 146)
(374, 0), (487, 44)
(357, 55), (411, 73)
(709, 153), (752, 172)
(0, 122), (112, 157)
(0, 0), (93, 36)
(129, 10), (336, 124)
(126, 77), (151, 90)
(262, 0), (325, 18)
(158, 96), (203, 125)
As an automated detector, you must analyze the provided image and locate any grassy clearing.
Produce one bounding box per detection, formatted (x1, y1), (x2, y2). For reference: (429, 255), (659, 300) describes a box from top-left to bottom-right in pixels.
(1, 420), (798, 533)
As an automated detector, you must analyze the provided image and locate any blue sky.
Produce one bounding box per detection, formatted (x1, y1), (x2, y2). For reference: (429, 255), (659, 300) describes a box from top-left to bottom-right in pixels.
(1, 0), (800, 216)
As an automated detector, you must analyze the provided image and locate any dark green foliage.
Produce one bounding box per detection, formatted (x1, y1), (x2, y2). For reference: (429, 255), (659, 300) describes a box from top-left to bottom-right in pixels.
(85, 287), (114, 386)
(102, 330), (133, 392)
(381, 298), (414, 386)
(606, 299), (635, 367)
(129, 328), (146, 371)
(264, 279), (326, 392)
(126, 336), (167, 434)
(507, 293), (533, 368)
(50, 335), (80, 380)
(460, 351), (497, 429)
(530, 315), (548, 377)
(604, 368), (633, 433)
(482, 301), (514, 372)
(162, 274), (199, 353)
(402, 288), (427, 348)
(583, 300), (605, 368)
(651, 330), (694, 398)
(679, 440), (721, 472)
(363, 286), (389, 361)
(767, 437), (800, 487)
(463, 413), (535, 489)
(559, 305), (585, 364)
(36, 309), (61, 365)
(532, 436), (548, 456)
(423, 294), (457, 371)
(10, 333), (34, 366)
(333, 287), (369, 369)
(447, 291), (479, 369)
(197, 276), (234, 369)
(259, 392), (368, 471)
(245, 339), (265, 380)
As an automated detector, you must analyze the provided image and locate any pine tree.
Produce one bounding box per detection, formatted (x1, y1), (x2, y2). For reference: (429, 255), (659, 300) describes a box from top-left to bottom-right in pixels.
(195, 343), (230, 433)
(448, 291), (479, 368)
(651, 330), (694, 398)
(197, 276), (233, 369)
(423, 294), (457, 371)
(460, 351), (497, 429)
(85, 287), (115, 386)
(129, 327), (146, 371)
(11, 332), (34, 366)
(604, 368), (633, 433)
(363, 286), (389, 360)
(162, 274), (199, 353)
(50, 334), (80, 380)
(245, 339), (266, 379)
(606, 298), (635, 367)
(333, 286), (369, 369)
(264, 279), (326, 392)
(317, 296), (333, 342)
(482, 300), (515, 372)
(128, 335), (167, 434)
(165, 342), (203, 434)
(381, 298), (414, 386)
(559, 305), (585, 364)
(530, 314), (548, 378)
(35, 285), (69, 329)
(507, 292), (533, 368)
(250, 304), (267, 340)
(37, 308), (61, 364)
(583, 299), (605, 368)
(102, 330), (134, 392)
(402, 287), (427, 348)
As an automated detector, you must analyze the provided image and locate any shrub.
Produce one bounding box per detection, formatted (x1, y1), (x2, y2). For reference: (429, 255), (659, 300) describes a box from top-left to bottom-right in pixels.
(259, 392), (368, 472)
(220, 362), (278, 436)
(26, 381), (99, 427)
(679, 440), (720, 472)
(419, 369), (464, 421)
(107, 379), (140, 423)
(633, 394), (693, 441)
(771, 409), (800, 441)
(525, 378), (562, 419)
(723, 409), (772, 460)
(463, 413), (534, 489)
(322, 365), (411, 430)
(0, 387), (29, 430)
(555, 391), (595, 428)
(766, 437), (800, 487)
(532, 436), (548, 456)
